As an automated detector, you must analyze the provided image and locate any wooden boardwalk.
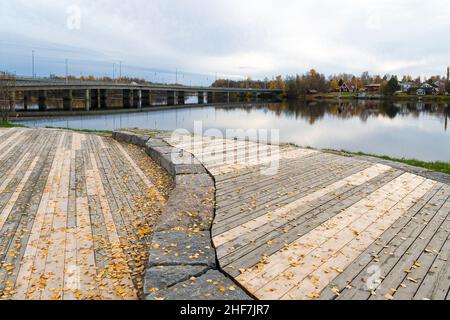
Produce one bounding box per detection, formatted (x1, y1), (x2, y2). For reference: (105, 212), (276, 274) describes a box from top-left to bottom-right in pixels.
(0, 128), (172, 300)
(168, 133), (450, 300)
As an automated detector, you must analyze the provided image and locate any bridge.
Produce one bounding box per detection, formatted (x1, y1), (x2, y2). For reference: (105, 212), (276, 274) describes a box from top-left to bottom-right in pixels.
(7, 78), (283, 112)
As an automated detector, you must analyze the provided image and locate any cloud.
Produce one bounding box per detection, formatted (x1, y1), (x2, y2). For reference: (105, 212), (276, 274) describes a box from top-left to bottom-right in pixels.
(1, 0), (450, 82)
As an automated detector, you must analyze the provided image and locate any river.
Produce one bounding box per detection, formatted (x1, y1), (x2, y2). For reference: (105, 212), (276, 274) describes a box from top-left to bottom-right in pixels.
(16, 100), (450, 162)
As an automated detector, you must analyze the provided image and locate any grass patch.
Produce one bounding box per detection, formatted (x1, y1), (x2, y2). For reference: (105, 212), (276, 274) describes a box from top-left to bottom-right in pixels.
(44, 126), (112, 134)
(0, 121), (26, 128)
(338, 150), (450, 175)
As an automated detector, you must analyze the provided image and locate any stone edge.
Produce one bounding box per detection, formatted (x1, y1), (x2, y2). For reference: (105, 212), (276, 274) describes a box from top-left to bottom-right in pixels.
(112, 129), (252, 300)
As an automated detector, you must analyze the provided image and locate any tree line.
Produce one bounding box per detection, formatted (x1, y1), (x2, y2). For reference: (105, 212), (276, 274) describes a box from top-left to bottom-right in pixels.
(212, 69), (450, 98)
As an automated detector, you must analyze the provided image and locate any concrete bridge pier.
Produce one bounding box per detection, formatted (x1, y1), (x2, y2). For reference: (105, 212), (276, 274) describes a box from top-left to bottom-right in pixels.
(207, 92), (214, 104)
(227, 92), (230, 103)
(38, 90), (47, 111)
(167, 91), (175, 106)
(253, 92), (259, 102)
(177, 91), (185, 105)
(9, 91), (16, 112)
(142, 90), (151, 108)
(23, 93), (28, 111)
(123, 89), (132, 108)
(63, 90), (73, 111)
(198, 92), (204, 104)
(132, 89), (142, 109)
(85, 89), (90, 111)
(90, 89), (100, 109)
(100, 89), (107, 109)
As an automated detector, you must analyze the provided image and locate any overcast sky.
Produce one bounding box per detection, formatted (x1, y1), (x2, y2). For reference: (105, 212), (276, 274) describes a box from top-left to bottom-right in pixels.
(1, 0), (449, 84)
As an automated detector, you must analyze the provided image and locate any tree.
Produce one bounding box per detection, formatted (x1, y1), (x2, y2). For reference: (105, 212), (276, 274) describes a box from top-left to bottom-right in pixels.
(0, 72), (16, 122)
(383, 76), (400, 96)
(329, 79), (340, 92)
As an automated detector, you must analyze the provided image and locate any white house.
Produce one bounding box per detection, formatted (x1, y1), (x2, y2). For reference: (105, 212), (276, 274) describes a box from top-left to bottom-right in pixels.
(399, 81), (415, 93)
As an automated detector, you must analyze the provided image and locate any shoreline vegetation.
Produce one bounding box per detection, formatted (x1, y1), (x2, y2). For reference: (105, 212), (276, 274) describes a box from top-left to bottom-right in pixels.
(306, 92), (450, 102)
(333, 150), (450, 175)
(0, 120), (26, 128)
(283, 143), (450, 175)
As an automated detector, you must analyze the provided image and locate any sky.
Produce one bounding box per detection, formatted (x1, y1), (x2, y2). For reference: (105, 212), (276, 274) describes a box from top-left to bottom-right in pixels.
(1, 0), (450, 85)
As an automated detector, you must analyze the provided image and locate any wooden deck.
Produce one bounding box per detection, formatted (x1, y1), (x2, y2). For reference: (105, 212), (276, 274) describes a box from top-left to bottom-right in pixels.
(0, 128), (172, 300)
(167, 133), (450, 300)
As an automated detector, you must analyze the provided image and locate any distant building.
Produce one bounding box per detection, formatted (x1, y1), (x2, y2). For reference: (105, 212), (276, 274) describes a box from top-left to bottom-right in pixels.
(339, 83), (351, 92)
(421, 83), (439, 95)
(364, 84), (381, 93)
(399, 81), (415, 93)
(307, 89), (318, 94)
(411, 83), (440, 95)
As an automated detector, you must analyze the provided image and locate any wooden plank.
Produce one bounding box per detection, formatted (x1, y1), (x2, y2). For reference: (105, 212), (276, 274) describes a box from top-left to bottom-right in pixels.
(326, 184), (449, 300)
(62, 133), (79, 300)
(0, 131), (56, 298)
(368, 188), (450, 300)
(0, 157), (40, 231)
(394, 219), (449, 300)
(0, 129), (23, 154)
(17, 133), (66, 299)
(235, 173), (421, 297)
(215, 150), (322, 184)
(40, 145), (72, 300)
(214, 164), (392, 248)
(73, 145), (100, 300)
(209, 148), (317, 175)
(213, 160), (371, 236)
(87, 153), (137, 300)
(221, 169), (404, 277)
(215, 154), (360, 215)
(280, 179), (436, 300)
(214, 167), (369, 238)
(216, 152), (334, 198)
(216, 153), (362, 204)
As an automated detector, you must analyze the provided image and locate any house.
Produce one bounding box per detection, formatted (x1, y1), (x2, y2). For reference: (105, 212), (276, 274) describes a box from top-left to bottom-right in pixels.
(409, 83), (439, 95)
(307, 89), (318, 94)
(399, 81), (415, 93)
(434, 80), (446, 92)
(419, 83), (439, 95)
(339, 83), (351, 92)
(364, 84), (381, 93)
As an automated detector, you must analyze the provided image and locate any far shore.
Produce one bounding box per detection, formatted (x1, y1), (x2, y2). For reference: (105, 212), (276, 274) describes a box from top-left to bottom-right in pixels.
(306, 92), (450, 102)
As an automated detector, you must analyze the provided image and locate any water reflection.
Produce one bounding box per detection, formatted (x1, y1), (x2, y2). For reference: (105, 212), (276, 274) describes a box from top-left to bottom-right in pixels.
(17, 100), (450, 162)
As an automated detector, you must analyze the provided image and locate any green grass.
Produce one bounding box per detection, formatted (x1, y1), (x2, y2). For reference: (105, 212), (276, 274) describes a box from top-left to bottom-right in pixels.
(44, 126), (112, 134)
(0, 121), (26, 128)
(338, 150), (450, 175)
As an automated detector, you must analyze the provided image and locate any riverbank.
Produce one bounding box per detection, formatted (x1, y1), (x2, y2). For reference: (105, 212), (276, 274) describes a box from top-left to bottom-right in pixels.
(332, 150), (450, 175)
(4, 119), (449, 175)
(307, 92), (450, 102)
(0, 121), (26, 128)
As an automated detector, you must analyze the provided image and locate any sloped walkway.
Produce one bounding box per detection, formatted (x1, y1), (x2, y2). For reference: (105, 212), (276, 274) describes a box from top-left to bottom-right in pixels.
(165, 133), (450, 300)
(0, 128), (172, 300)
